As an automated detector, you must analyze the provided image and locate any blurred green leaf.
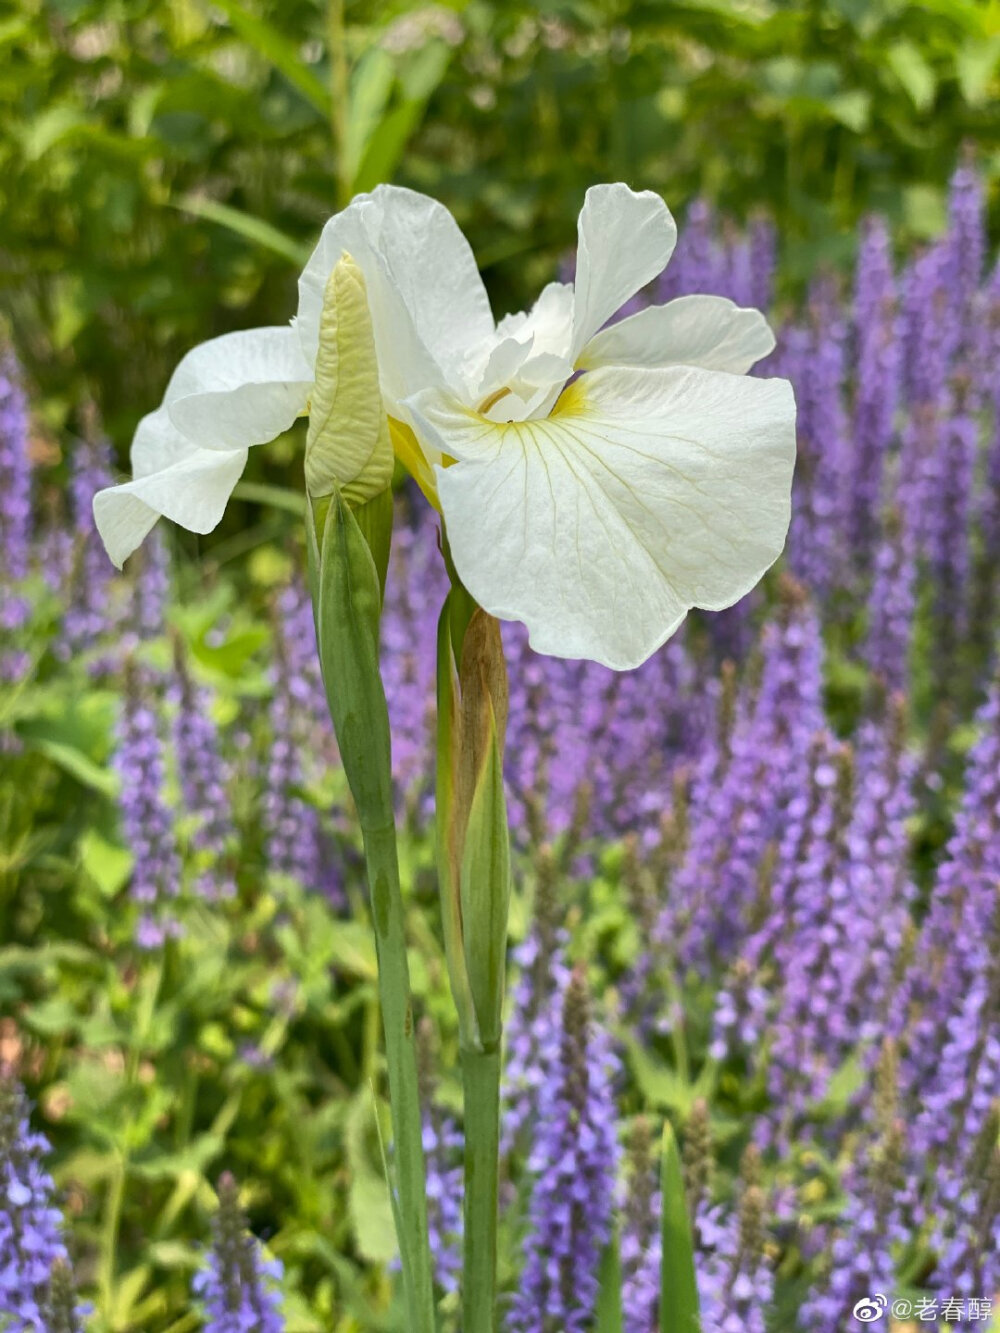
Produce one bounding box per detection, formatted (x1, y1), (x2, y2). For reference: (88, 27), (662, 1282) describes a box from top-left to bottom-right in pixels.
(209, 0), (331, 116)
(173, 196), (310, 266)
(886, 41), (936, 111)
(80, 828), (133, 896)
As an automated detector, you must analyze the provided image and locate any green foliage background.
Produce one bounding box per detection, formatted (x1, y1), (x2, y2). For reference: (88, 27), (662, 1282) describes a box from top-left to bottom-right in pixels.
(2, 0), (1000, 452)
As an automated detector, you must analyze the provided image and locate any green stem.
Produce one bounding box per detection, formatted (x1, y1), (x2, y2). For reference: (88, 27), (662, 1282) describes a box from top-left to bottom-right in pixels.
(461, 1044), (502, 1333)
(362, 822), (436, 1333)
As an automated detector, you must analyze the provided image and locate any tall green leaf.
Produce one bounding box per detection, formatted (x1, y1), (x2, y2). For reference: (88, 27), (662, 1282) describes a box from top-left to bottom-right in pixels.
(597, 1229), (624, 1333)
(660, 1122), (701, 1333)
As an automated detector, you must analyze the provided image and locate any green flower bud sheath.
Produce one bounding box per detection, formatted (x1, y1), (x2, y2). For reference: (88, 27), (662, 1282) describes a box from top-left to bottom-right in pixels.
(307, 491), (435, 1333)
(436, 584), (511, 1333)
(304, 255), (434, 1333)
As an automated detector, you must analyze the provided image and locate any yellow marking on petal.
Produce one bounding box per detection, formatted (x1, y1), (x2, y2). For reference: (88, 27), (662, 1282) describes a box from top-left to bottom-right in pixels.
(389, 417), (442, 510)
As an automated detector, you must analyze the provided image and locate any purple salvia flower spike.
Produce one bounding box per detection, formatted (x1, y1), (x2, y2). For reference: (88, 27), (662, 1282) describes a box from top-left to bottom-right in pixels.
(0, 350), (32, 656)
(850, 215), (900, 569)
(507, 967), (619, 1333)
(172, 637), (237, 901)
(0, 1072), (80, 1331)
(192, 1173), (285, 1333)
(114, 657), (182, 947)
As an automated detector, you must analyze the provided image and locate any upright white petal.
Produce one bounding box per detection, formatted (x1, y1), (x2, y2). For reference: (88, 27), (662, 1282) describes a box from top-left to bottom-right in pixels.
(165, 327), (312, 450)
(579, 295), (776, 374)
(93, 408), (248, 568)
(410, 365), (795, 670)
(296, 185), (495, 407)
(570, 184), (677, 362)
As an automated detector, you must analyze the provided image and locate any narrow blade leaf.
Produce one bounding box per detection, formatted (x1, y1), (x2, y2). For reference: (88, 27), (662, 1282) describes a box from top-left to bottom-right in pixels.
(660, 1121), (701, 1333)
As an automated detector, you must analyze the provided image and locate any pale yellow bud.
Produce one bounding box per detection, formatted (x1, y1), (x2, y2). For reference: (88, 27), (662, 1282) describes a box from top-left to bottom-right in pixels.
(305, 253), (393, 506)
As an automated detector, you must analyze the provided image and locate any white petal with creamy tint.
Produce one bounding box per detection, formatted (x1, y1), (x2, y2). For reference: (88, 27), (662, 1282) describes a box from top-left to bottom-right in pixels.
(165, 327), (312, 451)
(296, 185), (495, 406)
(410, 365), (795, 670)
(570, 184), (677, 361)
(93, 408), (248, 568)
(579, 295), (776, 374)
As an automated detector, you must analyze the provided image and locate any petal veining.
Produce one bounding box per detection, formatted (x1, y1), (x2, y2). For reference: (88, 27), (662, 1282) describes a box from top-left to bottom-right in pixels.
(410, 364), (795, 669)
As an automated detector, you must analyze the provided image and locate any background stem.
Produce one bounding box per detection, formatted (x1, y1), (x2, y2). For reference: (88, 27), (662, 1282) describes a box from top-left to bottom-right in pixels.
(461, 1043), (501, 1333)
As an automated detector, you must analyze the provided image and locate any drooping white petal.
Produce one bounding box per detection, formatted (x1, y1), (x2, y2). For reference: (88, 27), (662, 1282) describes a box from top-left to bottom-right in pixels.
(570, 184), (677, 362)
(93, 408), (248, 568)
(410, 365), (795, 670)
(296, 185), (495, 407)
(164, 327), (312, 451)
(579, 295), (776, 374)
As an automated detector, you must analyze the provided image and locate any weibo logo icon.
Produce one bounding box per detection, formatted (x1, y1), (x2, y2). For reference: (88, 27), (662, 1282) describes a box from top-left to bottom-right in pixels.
(852, 1294), (889, 1323)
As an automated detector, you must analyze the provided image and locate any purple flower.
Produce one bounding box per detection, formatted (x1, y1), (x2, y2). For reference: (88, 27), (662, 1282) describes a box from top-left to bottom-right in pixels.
(172, 643), (237, 901)
(666, 581), (824, 974)
(696, 1150), (773, 1333)
(262, 577), (342, 903)
(0, 350), (31, 645)
(850, 216), (900, 567)
(0, 1073), (79, 1332)
(944, 155), (986, 346)
(620, 1118), (660, 1333)
(785, 278), (850, 595)
(865, 503), (916, 695)
(507, 968), (619, 1333)
(0, 351), (31, 588)
(63, 429), (118, 654)
(192, 1173), (285, 1333)
(129, 525), (171, 643)
(799, 1043), (908, 1332)
(416, 1019), (463, 1293)
(502, 849), (571, 1158)
(114, 659), (182, 947)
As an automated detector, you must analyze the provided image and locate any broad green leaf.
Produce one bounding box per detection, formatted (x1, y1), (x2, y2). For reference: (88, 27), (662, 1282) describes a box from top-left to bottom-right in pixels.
(20, 735), (117, 796)
(826, 89), (870, 131)
(660, 1122), (701, 1333)
(80, 828), (133, 897)
(956, 35), (1000, 104)
(232, 480), (307, 516)
(173, 195), (309, 267)
(623, 1035), (715, 1116)
(887, 41), (936, 110)
(345, 45), (395, 182)
(209, 0), (331, 115)
(354, 43), (452, 194)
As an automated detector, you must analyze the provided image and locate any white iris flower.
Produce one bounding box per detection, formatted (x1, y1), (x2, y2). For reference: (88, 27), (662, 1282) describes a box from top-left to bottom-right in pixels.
(94, 183), (795, 670)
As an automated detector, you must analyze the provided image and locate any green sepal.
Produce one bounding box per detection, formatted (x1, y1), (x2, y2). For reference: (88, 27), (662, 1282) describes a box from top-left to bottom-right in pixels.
(435, 594), (479, 1049)
(458, 702), (510, 1050)
(596, 1226), (624, 1333)
(306, 487), (393, 834)
(660, 1121), (702, 1333)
